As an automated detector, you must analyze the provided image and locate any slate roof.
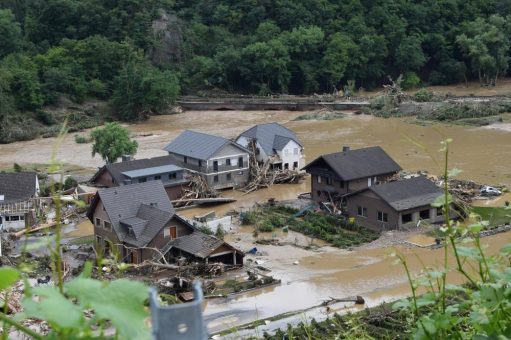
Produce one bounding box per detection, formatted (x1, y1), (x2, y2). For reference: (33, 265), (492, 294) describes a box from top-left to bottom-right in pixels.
(303, 146), (401, 181)
(90, 155), (184, 186)
(238, 123), (302, 156)
(369, 176), (443, 211)
(0, 172), (38, 204)
(88, 181), (175, 247)
(166, 232), (232, 258)
(121, 164), (182, 179)
(164, 130), (250, 161)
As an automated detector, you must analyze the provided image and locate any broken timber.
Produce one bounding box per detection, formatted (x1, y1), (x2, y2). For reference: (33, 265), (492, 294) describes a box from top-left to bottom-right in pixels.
(171, 197), (236, 205)
(14, 211), (76, 238)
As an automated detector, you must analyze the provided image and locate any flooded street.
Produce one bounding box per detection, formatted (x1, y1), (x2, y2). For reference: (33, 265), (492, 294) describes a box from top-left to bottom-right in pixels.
(2, 110), (511, 334)
(205, 231), (511, 334)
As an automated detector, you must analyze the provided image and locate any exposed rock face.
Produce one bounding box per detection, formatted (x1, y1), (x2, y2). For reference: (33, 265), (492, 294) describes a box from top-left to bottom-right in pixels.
(150, 9), (183, 65)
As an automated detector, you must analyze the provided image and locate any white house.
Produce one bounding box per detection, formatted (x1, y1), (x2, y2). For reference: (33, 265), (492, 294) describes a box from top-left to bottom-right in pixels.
(0, 172), (39, 231)
(236, 123), (305, 171)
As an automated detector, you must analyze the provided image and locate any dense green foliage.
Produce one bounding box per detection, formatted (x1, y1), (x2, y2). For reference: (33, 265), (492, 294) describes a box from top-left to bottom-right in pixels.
(249, 205), (379, 248)
(1, 0), (511, 142)
(90, 123), (138, 163)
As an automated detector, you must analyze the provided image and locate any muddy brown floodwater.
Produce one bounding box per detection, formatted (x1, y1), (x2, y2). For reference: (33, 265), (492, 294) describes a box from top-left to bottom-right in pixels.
(1, 110), (511, 334)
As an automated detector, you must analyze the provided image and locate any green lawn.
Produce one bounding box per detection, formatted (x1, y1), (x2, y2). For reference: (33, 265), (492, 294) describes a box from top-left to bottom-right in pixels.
(472, 206), (511, 227)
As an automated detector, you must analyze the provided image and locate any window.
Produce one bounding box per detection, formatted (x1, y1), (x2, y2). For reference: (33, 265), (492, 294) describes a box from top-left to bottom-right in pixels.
(326, 177), (332, 185)
(317, 190), (321, 197)
(294, 148), (298, 155)
(402, 213), (412, 223)
(231, 158), (238, 166)
(10, 215), (20, 221)
(340, 181), (344, 188)
(214, 175), (219, 183)
(95, 218), (101, 227)
(198, 160), (202, 167)
(226, 173), (232, 181)
(284, 163), (289, 170)
(154, 175), (161, 180)
(138, 177), (147, 183)
(104, 221), (112, 231)
(293, 161), (298, 169)
(163, 227), (170, 238)
(238, 157), (243, 168)
(357, 206), (368, 217)
(377, 211), (388, 222)
(317, 176), (322, 184)
(436, 208), (444, 216)
(213, 161), (218, 172)
(183, 156), (188, 164)
(226, 158), (231, 166)
(420, 209), (430, 219)
(168, 173), (177, 180)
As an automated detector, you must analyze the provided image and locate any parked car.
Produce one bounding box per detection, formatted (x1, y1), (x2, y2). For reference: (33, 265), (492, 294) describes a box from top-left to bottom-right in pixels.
(480, 186), (502, 196)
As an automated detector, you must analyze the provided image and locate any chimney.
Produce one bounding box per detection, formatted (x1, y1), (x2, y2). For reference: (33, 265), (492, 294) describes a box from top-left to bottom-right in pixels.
(121, 155), (132, 162)
(342, 146), (350, 152)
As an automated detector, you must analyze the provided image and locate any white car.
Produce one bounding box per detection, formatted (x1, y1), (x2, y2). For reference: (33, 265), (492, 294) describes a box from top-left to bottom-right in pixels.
(480, 186), (502, 196)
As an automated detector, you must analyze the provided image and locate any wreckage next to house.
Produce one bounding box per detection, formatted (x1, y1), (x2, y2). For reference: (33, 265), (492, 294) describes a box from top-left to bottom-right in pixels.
(89, 155), (189, 201)
(303, 146), (401, 203)
(0, 172), (40, 231)
(236, 122), (305, 171)
(87, 181), (242, 265)
(164, 130), (251, 190)
(346, 176), (451, 230)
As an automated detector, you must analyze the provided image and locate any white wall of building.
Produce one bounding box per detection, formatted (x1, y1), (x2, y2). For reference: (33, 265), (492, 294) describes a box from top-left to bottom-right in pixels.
(278, 140), (305, 170)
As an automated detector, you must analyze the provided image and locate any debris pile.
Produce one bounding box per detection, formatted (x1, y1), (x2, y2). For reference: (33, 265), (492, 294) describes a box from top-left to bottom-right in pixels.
(242, 140), (306, 194)
(174, 174), (218, 207)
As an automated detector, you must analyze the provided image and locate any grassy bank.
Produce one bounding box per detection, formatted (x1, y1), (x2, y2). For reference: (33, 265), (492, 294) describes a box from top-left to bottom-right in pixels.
(242, 206), (379, 248)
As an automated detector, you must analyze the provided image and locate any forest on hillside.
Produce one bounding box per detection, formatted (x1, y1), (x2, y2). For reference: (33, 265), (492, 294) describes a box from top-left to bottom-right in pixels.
(1, 0), (511, 142)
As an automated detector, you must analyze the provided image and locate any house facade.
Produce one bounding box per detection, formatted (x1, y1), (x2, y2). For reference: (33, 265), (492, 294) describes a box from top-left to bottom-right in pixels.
(236, 123), (305, 171)
(0, 172), (40, 231)
(303, 146), (401, 203)
(87, 181), (195, 264)
(164, 130), (251, 190)
(89, 155), (188, 201)
(346, 176), (449, 231)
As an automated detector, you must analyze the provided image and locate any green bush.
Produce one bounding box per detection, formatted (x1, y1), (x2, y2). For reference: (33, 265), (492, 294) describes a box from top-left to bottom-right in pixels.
(402, 72), (421, 89)
(74, 134), (91, 144)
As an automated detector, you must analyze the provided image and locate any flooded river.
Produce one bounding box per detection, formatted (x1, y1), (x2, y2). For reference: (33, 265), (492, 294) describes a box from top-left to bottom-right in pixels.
(2, 110), (511, 334)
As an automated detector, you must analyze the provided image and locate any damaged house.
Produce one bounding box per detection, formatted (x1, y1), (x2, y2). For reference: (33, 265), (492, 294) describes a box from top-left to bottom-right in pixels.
(89, 155), (189, 201)
(87, 181), (242, 265)
(303, 146), (401, 203)
(236, 122), (305, 170)
(164, 130), (251, 189)
(0, 172), (40, 231)
(346, 176), (450, 230)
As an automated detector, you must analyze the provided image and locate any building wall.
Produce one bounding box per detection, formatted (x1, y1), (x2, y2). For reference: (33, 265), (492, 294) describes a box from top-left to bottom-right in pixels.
(235, 136), (268, 163)
(92, 200), (123, 256)
(277, 140), (305, 170)
(310, 172), (396, 203)
(347, 190), (449, 231)
(93, 169), (115, 187)
(165, 184), (186, 201)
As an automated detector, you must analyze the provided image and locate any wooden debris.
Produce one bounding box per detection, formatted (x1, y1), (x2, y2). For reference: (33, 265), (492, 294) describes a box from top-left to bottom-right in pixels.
(174, 174), (218, 207)
(322, 295), (365, 306)
(241, 139), (306, 194)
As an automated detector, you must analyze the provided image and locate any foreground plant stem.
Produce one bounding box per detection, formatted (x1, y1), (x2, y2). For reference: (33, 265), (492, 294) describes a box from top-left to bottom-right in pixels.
(0, 313), (43, 340)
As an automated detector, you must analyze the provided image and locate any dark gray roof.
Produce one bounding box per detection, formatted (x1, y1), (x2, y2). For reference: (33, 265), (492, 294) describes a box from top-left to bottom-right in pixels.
(238, 123), (302, 156)
(166, 232), (229, 258)
(164, 130), (249, 161)
(0, 172), (38, 204)
(303, 146), (401, 181)
(121, 164), (182, 179)
(90, 155), (184, 186)
(369, 176), (443, 211)
(91, 181), (175, 247)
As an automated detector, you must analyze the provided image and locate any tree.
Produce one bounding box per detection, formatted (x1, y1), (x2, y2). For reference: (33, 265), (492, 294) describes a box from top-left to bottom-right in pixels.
(0, 9), (22, 57)
(456, 15), (510, 85)
(111, 58), (180, 121)
(90, 122), (138, 163)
